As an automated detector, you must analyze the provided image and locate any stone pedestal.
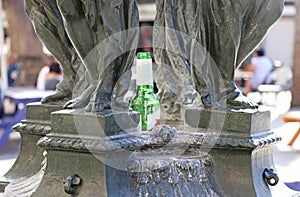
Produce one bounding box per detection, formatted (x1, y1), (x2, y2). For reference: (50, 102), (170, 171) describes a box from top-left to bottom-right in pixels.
(3, 106), (283, 197)
(4, 109), (140, 197)
(0, 102), (62, 191)
(185, 108), (271, 133)
(50, 109), (140, 136)
(185, 108), (281, 197)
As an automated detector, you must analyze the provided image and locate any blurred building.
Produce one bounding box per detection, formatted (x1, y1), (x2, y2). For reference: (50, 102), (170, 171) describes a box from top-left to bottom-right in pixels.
(290, 0), (300, 107)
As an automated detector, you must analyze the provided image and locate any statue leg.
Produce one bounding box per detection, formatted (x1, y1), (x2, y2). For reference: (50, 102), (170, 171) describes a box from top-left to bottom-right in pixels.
(153, 0), (200, 116)
(57, 0), (139, 111)
(86, 0), (139, 112)
(154, 0), (283, 111)
(25, 0), (86, 103)
(190, 0), (283, 110)
(56, 0), (100, 109)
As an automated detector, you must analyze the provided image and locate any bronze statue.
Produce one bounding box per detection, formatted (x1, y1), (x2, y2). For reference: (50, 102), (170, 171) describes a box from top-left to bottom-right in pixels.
(26, 0), (283, 113)
(56, 0), (139, 112)
(25, 0), (86, 104)
(154, 0), (284, 111)
(26, 0), (139, 112)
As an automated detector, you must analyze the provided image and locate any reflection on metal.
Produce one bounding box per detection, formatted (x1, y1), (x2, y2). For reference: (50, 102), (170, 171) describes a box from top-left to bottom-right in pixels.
(63, 174), (82, 195)
(263, 169), (279, 187)
(137, 3), (156, 21)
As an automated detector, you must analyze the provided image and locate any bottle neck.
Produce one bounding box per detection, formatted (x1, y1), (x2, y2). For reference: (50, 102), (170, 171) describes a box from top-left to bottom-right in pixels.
(136, 84), (155, 94)
(136, 58), (153, 86)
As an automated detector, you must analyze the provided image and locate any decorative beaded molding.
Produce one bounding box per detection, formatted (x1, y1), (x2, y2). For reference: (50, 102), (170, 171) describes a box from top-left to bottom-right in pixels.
(194, 133), (282, 148)
(37, 125), (281, 152)
(13, 121), (51, 135)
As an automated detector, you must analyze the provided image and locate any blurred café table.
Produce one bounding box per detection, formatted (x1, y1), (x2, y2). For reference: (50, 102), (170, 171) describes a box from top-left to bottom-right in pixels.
(235, 69), (253, 80)
(0, 87), (55, 149)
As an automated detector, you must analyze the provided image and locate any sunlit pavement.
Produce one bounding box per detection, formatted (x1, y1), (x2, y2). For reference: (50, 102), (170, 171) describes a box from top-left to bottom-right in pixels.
(0, 91), (300, 196)
(0, 131), (20, 178)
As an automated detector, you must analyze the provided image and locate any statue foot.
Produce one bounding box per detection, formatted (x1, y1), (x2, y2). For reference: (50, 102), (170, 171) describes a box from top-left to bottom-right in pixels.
(85, 101), (130, 112)
(224, 90), (258, 110)
(63, 84), (96, 109)
(201, 86), (258, 111)
(41, 92), (71, 104)
(85, 101), (111, 112)
(63, 97), (90, 109)
(81, 88), (111, 112)
(85, 90), (130, 112)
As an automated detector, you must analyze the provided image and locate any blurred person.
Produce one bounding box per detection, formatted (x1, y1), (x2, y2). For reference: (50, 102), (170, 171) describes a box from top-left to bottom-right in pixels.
(7, 54), (21, 87)
(244, 49), (273, 95)
(36, 64), (49, 90)
(36, 56), (57, 90)
(235, 55), (253, 89)
(45, 62), (63, 90)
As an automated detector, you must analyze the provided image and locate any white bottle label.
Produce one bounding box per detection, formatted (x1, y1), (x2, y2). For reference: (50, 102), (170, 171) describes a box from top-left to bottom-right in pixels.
(147, 109), (160, 130)
(136, 59), (153, 85)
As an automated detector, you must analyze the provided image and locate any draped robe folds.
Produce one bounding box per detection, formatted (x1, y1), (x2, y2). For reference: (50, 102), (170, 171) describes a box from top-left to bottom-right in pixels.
(154, 0), (283, 110)
(26, 0), (139, 111)
(25, 0), (86, 102)
(27, 0), (283, 111)
(56, 0), (139, 111)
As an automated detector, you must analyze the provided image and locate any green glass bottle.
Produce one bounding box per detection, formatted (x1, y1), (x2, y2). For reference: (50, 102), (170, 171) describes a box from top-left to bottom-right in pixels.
(130, 52), (160, 131)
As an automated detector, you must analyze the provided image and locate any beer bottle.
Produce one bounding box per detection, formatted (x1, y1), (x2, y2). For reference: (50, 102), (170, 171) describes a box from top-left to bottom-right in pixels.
(130, 52), (160, 131)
